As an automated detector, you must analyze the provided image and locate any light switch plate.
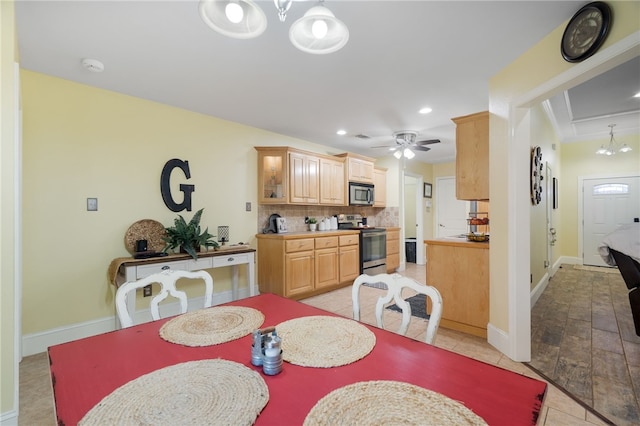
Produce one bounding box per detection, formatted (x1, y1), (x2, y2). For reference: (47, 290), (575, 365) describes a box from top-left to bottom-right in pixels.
(245, 202), (251, 212)
(87, 198), (98, 211)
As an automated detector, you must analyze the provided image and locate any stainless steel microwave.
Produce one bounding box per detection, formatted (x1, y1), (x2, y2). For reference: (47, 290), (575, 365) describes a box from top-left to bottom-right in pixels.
(349, 182), (374, 206)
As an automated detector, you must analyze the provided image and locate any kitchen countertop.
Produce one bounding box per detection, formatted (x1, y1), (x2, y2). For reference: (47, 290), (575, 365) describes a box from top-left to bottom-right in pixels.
(425, 236), (489, 249)
(256, 229), (360, 239)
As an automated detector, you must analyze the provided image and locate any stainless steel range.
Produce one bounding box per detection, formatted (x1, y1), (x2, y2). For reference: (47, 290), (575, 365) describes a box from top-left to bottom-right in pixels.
(337, 214), (387, 275)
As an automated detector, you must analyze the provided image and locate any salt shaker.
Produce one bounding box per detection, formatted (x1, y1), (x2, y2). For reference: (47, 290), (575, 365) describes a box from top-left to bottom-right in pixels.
(262, 331), (283, 376)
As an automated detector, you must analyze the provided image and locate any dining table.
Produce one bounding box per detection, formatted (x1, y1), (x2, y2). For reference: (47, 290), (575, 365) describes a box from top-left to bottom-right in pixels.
(49, 293), (547, 425)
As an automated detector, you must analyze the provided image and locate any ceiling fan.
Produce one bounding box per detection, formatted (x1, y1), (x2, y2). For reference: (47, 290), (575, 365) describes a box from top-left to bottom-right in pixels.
(371, 131), (441, 159)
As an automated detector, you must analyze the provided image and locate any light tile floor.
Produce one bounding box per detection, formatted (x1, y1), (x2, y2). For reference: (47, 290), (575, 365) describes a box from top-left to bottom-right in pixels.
(19, 263), (608, 425)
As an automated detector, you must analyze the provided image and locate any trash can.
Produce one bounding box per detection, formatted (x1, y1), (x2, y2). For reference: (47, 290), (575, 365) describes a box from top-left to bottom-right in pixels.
(405, 238), (416, 263)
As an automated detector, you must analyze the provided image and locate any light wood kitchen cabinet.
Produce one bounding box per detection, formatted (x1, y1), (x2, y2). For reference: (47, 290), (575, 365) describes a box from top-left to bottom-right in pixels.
(335, 153), (375, 184)
(339, 234), (360, 283)
(386, 228), (400, 272)
(289, 151), (319, 204)
(373, 167), (387, 207)
(425, 238), (489, 338)
(452, 111), (489, 201)
(257, 231), (360, 300)
(319, 157), (346, 205)
(255, 147), (288, 204)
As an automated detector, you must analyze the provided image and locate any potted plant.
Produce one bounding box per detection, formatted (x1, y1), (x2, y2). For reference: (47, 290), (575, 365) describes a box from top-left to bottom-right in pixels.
(308, 217), (317, 231)
(163, 208), (219, 260)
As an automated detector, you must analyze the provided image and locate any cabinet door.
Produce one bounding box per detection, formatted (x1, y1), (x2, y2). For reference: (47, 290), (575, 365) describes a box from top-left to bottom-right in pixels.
(339, 244), (360, 283)
(373, 168), (387, 207)
(285, 251), (315, 297)
(315, 247), (339, 289)
(453, 111), (489, 200)
(320, 158), (345, 205)
(290, 152), (319, 204)
(256, 148), (288, 204)
(347, 158), (374, 183)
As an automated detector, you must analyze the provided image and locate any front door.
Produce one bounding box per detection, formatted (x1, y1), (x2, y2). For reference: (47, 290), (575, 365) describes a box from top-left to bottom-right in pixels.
(583, 175), (640, 267)
(436, 176), (469, 237)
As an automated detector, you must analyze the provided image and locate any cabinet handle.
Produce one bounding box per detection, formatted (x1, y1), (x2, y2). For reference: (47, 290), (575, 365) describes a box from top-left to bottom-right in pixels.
(227, 257), (234, 262)
(161, 265), (170, 270)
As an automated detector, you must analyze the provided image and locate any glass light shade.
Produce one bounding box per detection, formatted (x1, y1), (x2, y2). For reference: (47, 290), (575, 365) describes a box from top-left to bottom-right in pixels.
(199, 0), (267, 39)
(393, 150), (402, 159)
(403, 148), (415, 159)
(619, 144), (632, 153)
(289, 5), (349, 54)
(225, 2), (244, 23)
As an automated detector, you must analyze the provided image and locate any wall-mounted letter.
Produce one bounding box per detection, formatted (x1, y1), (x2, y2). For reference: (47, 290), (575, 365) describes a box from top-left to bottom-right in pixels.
(160, 158), (195, 212)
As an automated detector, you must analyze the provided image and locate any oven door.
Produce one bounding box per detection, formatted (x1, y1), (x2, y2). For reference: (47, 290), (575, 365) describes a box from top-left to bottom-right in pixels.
(360, 229), (386, 273)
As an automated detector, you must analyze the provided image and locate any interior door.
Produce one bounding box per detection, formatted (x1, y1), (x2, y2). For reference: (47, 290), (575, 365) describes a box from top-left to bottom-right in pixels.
(436, 176), (469, 237)
(583, 176), (640, 266)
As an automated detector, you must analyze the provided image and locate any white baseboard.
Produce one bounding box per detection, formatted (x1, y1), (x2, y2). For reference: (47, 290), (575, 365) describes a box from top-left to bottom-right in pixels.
(487, 323), (510, 356)
(22, 286), (258, 357)
(530, 272), (550, 308)
(0, 409), (18, 426)
(557, 255), (581, 266)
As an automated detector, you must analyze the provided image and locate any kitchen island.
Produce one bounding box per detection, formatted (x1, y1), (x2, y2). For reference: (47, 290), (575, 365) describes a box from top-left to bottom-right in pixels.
(425, 237), (489, 338)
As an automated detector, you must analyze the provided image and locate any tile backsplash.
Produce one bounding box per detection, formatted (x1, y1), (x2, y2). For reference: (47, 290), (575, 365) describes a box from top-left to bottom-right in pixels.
(257, 205), (399, 233)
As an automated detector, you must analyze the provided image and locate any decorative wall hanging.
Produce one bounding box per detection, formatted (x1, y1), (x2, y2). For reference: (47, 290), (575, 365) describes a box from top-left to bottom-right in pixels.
(530, 146), (544, 205)
(161, 158), (195, 212)
(423, 183), (432, 198)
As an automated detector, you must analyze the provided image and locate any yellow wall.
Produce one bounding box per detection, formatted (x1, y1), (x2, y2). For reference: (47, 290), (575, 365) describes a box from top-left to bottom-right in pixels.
(529, 104), (561, 288)
(20, 70), (335, 334)
(1, 0), (18, 417)
(489, 1), (640, 331)
(559, 134), (640, 258)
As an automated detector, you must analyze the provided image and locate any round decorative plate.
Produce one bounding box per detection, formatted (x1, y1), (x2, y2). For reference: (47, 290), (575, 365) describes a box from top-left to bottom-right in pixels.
(124, 219), (167, 254)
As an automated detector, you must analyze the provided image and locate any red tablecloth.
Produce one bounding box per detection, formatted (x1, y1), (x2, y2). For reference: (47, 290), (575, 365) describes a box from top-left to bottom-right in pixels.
(49, 293), (546, 425)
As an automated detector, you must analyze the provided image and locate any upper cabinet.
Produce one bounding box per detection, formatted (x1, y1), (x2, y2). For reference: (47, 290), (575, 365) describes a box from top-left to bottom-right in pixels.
(289, 151), (319, 204)
(335, 153), (375, 184)
(255, 147), (349, 206)
(373, 167), (387, 207)
(256, 147), (289, 204)
(319, 157), (346, 205)
(452, 111), (489, 201)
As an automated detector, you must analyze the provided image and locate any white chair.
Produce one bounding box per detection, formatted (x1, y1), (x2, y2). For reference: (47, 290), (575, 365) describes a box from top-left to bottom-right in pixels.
(116, 270), (213, 328)
(352, 273), (443, 345)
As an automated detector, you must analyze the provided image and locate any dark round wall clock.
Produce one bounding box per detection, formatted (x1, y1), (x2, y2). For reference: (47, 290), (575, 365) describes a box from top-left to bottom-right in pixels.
(561, 1), (612, 63)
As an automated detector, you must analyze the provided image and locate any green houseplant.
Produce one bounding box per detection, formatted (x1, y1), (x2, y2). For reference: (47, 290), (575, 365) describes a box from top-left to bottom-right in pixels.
(163, 208), (219, 260)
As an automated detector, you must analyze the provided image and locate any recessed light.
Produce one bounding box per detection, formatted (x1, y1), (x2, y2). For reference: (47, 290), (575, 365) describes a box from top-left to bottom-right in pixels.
(336, 129), (347, 135)
(419, 107), (432, 114)
(634, 92), (640, 98)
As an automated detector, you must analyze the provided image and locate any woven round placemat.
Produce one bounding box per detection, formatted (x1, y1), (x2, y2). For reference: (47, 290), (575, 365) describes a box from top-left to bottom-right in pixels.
(276, 316), (376, 368)
(79, 359), (269, 426)
(124, 219), (167, 254)
(159, 306), (264, 347)
(303, 380), (488, 426)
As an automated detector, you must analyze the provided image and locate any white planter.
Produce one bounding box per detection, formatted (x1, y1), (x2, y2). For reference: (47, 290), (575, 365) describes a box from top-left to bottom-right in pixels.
(309, 223), (317, 231)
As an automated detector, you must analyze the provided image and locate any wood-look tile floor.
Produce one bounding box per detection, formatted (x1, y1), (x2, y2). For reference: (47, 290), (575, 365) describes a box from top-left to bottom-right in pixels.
(19, 263), (608, 425)
(529, 264), (640, 426)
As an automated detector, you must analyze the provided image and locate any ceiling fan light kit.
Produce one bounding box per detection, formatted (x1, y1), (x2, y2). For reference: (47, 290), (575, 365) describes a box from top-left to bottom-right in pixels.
(199, 0), (349, 54)
(373, 130), (441, 160)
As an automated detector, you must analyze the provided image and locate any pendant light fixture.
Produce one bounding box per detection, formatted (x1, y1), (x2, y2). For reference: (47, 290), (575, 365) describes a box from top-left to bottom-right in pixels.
(289, 2), (349, 54)
(199, 0), (267, 39)
(596, 124), (633, 156)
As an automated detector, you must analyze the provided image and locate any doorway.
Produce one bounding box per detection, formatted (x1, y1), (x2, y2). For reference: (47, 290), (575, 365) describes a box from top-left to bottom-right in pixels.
(435, 176), (469, 237)
(404, 172), (425, 265)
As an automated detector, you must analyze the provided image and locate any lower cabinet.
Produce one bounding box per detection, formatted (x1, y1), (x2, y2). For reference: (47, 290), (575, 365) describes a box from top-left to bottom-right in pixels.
(257, 231), (360, 300)
(386, 228), (400, 272)
(425, 239), (489, 338)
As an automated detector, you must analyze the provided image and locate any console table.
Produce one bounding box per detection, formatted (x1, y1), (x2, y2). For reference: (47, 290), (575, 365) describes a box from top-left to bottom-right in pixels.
(108, 246), (256, 328)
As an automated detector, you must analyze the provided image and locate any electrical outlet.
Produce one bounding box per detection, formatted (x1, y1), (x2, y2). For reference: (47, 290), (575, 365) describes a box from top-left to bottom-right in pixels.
(245, 202), (251, 212)
(143, 284), (152, 297)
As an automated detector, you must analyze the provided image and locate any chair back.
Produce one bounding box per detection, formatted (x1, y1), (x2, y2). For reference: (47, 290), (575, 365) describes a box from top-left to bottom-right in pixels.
(116, 270), (213, 328)
(352, 273), (443, 345)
